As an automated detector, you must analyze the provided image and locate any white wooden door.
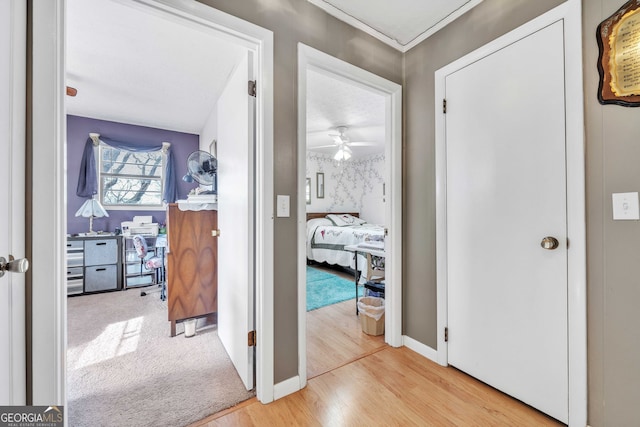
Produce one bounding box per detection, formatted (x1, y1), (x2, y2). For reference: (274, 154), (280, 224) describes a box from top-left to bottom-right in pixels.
(0, 0), (27, 405)
(445, 22), (568, 422)
(217, 52), (256, 390)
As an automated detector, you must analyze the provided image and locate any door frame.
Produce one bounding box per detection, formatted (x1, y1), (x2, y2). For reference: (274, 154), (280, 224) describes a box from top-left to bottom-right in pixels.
(296, 44), (403, 390)
(435, 0), (585, 425)
(31, 0), (275, 405)
(2, 0), (27, 405)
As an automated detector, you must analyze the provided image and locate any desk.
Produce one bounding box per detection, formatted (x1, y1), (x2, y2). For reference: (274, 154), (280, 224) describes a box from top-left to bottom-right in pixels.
(344, 244), (385, 314)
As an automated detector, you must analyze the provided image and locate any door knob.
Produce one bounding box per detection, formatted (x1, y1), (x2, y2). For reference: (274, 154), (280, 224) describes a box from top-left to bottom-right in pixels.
(0, 255), (30, 278)
(540, 237), (559, 250)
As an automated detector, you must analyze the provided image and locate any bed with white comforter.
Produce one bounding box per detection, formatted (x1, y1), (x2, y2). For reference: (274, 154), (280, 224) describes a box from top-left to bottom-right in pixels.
(306, 214), (385, 276)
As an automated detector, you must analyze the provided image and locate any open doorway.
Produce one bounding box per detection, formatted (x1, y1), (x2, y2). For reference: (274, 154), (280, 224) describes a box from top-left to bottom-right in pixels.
(304, 68), (388, 378)
(61, 0), (269, 425)
(297, 45), (402, 386)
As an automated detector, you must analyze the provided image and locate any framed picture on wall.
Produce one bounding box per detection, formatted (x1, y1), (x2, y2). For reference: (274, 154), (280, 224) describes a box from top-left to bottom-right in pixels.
(597, 0), (640, 106)
(306, 178), (311, 204)
(316, 173), (324, 199)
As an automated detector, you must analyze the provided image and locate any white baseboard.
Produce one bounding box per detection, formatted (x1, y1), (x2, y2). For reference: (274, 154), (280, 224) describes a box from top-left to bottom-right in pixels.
(273, 375), (302, 401)
(403, 335), (438, 363)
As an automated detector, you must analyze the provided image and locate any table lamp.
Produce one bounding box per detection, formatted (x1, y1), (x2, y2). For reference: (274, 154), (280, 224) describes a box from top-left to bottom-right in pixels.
(75, 197), (109, 235)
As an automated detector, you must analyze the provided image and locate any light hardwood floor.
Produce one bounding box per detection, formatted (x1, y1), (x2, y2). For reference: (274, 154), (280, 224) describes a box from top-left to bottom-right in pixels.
(307, 297), (386, 379)
(192, 266), (562, 426)
(192, 346), (562, 426)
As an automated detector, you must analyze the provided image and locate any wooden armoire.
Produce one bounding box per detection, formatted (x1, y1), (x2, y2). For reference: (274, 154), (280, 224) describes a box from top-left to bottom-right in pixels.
(166, 203), (218, 336)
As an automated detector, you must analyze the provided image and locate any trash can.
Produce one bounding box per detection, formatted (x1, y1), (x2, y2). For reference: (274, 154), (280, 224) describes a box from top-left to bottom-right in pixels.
(184, 318), (197, 338)
(357, 296), (385, 336)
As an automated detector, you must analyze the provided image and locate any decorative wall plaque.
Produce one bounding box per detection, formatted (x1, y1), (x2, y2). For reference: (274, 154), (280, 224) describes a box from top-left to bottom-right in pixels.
(597, 0), (640, 106)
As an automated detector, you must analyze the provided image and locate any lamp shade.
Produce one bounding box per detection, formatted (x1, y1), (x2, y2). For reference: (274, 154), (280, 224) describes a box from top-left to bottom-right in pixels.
(75, 198), (109, 218)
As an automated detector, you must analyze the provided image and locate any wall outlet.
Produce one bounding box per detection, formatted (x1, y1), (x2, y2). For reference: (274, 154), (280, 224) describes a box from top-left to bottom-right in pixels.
(612, 192), (639, 220)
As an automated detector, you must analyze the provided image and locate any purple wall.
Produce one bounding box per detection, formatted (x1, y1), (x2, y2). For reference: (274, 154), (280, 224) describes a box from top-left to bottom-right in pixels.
(67, 115), (199, 235)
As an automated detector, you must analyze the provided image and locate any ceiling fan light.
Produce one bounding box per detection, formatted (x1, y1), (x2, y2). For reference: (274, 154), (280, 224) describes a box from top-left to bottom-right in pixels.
(334, 147), (352, 161)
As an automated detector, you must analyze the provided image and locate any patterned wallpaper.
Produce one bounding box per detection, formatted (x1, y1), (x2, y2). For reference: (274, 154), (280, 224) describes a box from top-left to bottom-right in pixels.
(306, 151), (386, 224)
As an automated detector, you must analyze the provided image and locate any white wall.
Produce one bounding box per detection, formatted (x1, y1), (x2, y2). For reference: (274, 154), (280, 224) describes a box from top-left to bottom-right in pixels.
(306, 151), (385, 224)
(200, 103), (218, 154)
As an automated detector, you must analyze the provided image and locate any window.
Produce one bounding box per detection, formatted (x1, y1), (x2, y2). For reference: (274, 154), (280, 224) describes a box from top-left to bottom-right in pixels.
(98, 144), (165, 208)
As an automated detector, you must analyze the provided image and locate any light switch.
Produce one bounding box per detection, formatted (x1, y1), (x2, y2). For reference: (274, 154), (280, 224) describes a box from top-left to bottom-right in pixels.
(277, 195), (290, 217)
(612, 192), (639, 220)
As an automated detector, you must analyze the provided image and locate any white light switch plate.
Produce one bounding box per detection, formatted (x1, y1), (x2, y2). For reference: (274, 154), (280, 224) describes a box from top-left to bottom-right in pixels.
(612, 192), (639, 220)
(276, 195), (290, 218)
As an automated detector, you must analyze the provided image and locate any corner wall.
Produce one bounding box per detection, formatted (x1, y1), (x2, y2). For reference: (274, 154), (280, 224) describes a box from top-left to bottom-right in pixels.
(196, 0), (403, 383)
(583, 1), (640, 425)
(404, 0), (640, 424)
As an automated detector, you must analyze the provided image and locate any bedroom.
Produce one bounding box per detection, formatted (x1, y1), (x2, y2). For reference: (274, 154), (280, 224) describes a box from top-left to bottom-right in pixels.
(301, 52), (400, 379)
(62, 0), (389, 425)
(304, 67), (387, 294)
(63, 0), (259, 425)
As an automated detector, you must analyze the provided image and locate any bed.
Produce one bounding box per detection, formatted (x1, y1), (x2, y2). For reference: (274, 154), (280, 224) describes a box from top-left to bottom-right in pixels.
(306, 212), (385, 279)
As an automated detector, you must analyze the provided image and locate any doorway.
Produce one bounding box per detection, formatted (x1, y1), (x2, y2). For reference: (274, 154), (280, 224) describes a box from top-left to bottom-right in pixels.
(435, 1), (585, 425)
(296, 44), (402, 389)
(30, 0), (274, 409)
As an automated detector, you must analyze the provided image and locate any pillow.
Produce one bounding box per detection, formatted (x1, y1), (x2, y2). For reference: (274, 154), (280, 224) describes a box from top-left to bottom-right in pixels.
(326, 213), (366, 227)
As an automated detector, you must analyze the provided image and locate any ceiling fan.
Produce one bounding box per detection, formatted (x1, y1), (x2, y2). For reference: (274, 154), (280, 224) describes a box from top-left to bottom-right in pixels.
(313, 126), (377, 160)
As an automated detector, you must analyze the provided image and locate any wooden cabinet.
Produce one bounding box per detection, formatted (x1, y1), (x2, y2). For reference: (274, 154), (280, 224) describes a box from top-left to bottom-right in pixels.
(166, 204), (218, 336)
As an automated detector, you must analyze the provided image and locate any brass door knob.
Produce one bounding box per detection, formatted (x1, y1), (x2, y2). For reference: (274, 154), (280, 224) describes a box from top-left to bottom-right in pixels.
(540, 236), (559, 250)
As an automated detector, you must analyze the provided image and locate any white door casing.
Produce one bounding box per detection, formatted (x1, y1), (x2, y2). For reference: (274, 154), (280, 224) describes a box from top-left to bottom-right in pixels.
(435, 0), (586, 425)
(0, 0), (27, 405)
(32, 0), (275, 405)
(446, 21), (568, 422)
(296, 44), (403, 392)
(217, 52), (256, 391)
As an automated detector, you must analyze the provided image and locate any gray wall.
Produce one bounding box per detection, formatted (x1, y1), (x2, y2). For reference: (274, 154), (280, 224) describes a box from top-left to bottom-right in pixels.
(403, 0), (565, 361)
(584, 1), (640, 425)
(196, 0), (640, 424)
(403, 0), (640, 425)
(196, 0), (403, 383)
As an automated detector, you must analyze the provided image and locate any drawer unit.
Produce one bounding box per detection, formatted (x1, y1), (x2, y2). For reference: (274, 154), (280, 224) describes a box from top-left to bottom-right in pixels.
(66, 240), (84, 268)
(85, 239), (118, 265)
(84, 264), (119, 292)
(66, 235), (122, 295)
(67, 266), (84, 295)
(122, 236), (158, 289)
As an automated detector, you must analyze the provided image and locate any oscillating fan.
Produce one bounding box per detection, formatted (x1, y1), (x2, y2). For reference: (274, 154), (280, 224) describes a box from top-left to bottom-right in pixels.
(184, 150), (217, 194)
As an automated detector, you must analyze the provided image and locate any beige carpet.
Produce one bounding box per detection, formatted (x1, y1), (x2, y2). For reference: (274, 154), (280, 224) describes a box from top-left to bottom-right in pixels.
(67, 288), (254, 427)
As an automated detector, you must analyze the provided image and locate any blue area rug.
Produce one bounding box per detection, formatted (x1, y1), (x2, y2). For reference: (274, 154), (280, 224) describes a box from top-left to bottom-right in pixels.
(307, 266), (362, 311)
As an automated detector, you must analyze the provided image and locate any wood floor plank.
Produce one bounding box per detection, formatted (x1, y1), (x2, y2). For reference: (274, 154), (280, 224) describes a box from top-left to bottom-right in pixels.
(194, 267), (561, 426)
(199, 347), (563, 427)
(307, 296), (386, 379)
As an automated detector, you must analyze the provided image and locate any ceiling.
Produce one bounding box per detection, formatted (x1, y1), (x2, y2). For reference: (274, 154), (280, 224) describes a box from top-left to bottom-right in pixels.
(306, 69), (385, 158)
(308, 0), (483, 51)
(66, 0), (245, 134)
(66, 0), (479, 157)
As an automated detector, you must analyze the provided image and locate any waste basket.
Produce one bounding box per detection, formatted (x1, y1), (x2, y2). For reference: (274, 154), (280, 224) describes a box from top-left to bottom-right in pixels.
(184, 318), (197, 337)
(357, 296), (385, 336)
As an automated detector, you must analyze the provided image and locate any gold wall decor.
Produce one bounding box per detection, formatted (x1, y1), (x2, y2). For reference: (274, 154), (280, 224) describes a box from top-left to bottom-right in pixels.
(597, 0), (640, 106)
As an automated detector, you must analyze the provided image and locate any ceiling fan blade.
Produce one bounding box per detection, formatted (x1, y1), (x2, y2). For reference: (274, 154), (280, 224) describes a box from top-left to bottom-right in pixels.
(310, 144), (339, 149)
(348, 142), (379, 146)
